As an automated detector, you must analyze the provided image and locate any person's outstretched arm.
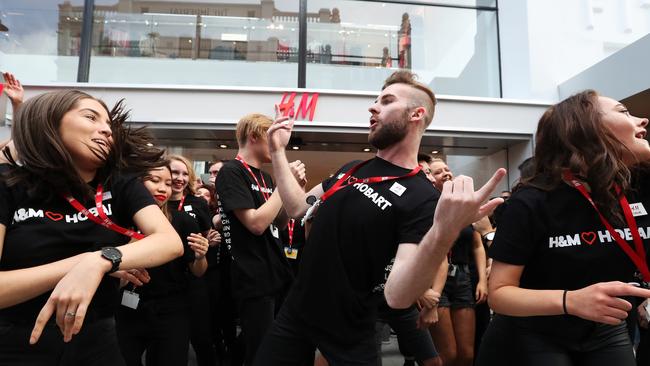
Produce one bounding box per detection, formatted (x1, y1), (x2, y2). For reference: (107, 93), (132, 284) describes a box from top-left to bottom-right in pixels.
(28, 204), (183, 344)
(267, 107), (324, 219)
(385, 170), (506, 309)
(488, 260), (650, 324)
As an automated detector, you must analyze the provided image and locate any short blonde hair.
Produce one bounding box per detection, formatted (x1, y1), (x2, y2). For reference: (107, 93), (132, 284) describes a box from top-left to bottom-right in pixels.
(167, 154), (198, 196)
(236, 113), (273, 147)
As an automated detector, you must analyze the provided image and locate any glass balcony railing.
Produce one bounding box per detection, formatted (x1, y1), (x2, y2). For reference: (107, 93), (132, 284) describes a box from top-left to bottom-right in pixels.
(0, 0), (502, 97)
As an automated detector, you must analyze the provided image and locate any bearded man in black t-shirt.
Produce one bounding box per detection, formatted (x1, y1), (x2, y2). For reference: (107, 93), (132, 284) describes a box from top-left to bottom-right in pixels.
(215, 113), (306, 366)
(253, 71), (507, 366)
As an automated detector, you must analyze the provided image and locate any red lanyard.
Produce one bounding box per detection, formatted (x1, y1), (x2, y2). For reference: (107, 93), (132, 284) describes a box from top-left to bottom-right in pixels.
(287, 219), (295, 247)
(177, 195), (186, 212)
(236, 155), (270, 201)
(563, 171), (650, 281)
(64, 184), (145, 240)
(320, 159), (421, 203)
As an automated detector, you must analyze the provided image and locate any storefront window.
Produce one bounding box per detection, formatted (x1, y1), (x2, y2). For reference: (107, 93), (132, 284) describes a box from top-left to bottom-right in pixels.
(89, 0), (299, 86)
(0, 0), (83, 82)
(305, 1), (500, 97)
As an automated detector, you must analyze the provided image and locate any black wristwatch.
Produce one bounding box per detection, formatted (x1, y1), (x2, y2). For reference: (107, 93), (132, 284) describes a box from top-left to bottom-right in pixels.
(100, 247), (122, 274)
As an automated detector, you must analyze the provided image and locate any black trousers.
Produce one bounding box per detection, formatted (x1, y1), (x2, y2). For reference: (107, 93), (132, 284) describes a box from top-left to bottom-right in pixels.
(254, 305), (377, 366)
(638, 326), (650, 366)
(239, 294), (286, 366)
(208, 265), (239, 360)
(189, 276), (218, 366)
(476, 315), (636, 366)
(376, 305), (438, 363)
(116, 295), (190, 366)
(0, 316), (125, 366)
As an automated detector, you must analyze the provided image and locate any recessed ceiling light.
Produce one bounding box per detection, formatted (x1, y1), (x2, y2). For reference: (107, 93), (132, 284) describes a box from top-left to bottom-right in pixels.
(431, 150), (439, 154)
(292, 146), (300, 150)
(219, 144), (228, 149)
(146, 142), (154, 147)
(363, 148), (371, 152)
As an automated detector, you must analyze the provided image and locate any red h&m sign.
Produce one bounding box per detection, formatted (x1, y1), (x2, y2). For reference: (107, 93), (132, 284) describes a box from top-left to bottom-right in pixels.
(278, 92), (319, 121)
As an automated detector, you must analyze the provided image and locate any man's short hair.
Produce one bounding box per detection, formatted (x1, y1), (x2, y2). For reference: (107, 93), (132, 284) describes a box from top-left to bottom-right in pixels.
(417, 153), (432, 164)
(235, 113), (273, 147)
(382, 71), (437, 128)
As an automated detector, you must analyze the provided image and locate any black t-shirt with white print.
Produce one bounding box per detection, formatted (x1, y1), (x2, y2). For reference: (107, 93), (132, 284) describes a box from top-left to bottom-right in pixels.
(215, 160), (293, 300)
(283, 157), (439, 345)
(489, 178), (650, 337)
(0, 168), (155, 324)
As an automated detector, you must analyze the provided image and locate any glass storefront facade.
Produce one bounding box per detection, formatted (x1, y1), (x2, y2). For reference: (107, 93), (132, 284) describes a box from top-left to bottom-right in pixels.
(0, 0), (501, 97)
(0, 0), (84, 82)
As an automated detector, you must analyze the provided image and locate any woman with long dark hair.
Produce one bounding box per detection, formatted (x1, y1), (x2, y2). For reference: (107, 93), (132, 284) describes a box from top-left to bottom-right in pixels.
(116, 161), (208, 366)
(0, 90), (183, 365)
(478, 90), (650, 365)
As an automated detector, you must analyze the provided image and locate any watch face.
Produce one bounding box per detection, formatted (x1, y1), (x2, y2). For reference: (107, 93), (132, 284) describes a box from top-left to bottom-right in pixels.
(102, 247), (122, 260)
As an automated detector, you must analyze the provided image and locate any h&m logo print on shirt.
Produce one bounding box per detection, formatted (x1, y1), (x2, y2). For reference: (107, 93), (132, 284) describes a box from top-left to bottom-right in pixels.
(549, 226), (650, 248)
(12, 191), (115, 224)
(13, 204), (114, 224)
(549, 202), (649, 249)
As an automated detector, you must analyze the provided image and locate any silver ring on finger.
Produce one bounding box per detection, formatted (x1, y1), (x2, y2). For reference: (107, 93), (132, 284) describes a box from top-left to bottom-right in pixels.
(65, 312), (76, 317)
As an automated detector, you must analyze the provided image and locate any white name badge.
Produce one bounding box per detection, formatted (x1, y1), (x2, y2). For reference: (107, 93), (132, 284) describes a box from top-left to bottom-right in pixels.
(121, 290), (140, 309)
(184, 205), (193, 212)
(389, 182), (407, 197)
(630, 203), (648, 217)
(270, 224), (280, 239)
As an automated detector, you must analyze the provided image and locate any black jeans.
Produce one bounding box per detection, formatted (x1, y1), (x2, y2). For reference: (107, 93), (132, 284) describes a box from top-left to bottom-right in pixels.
(116, 295), (190, 366)
(476, 315), (636, 366)
(254, 305), (377, 366)
(0, 316), (125, 366)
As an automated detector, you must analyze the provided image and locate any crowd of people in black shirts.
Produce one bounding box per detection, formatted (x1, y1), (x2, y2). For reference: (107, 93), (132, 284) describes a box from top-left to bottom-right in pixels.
(2, 68), (650, 366)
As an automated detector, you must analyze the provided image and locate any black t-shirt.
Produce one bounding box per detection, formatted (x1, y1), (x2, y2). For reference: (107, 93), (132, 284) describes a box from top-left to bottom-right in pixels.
(449, 225), (475, 265)
(168, 194), (212, 233)
(489, 180), (650, 336)
(0, 169), (155, 323)
(215, 160), (293, 300)
(284, 157), (439, 344)
(169, 194), (215, 268)
(134, 210), (198, 301)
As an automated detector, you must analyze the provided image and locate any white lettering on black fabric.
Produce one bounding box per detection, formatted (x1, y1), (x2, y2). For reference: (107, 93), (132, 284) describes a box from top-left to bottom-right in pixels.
(352, 183), (393, 210)
(548, 226), (650, 249)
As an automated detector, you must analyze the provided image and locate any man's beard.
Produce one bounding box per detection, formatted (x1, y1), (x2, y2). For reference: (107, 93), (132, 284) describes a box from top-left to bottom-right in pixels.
(368, 112), (409, 150)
